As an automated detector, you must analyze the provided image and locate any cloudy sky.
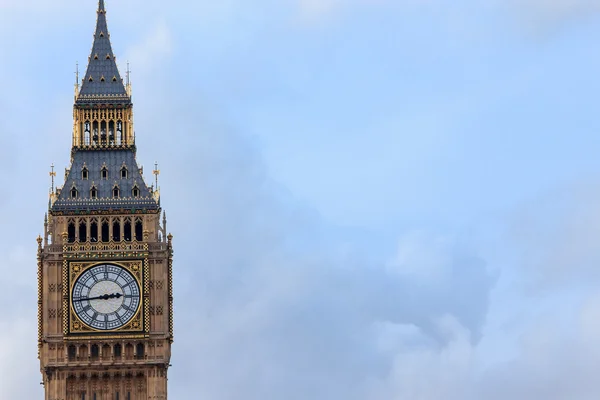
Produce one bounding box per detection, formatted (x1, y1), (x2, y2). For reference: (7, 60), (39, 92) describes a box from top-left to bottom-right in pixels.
(2, 0), (600, 398)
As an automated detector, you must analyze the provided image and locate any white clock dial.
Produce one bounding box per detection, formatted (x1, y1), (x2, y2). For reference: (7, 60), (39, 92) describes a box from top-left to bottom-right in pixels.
(72, 263), (141, 330)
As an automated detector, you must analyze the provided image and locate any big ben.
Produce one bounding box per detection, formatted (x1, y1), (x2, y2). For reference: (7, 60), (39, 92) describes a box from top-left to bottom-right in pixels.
(38, 1), (174, 399)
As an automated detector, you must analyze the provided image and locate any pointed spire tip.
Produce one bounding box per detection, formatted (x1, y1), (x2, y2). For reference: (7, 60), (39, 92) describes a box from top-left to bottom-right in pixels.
(77, 0), (129, 104)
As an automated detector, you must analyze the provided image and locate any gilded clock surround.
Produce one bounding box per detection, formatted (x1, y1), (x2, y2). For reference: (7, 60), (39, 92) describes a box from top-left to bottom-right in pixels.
(65, 260), (149, 336)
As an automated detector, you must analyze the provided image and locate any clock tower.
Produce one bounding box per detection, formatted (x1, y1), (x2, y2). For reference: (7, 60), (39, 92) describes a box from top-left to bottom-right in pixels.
(38, 1), (174, 399)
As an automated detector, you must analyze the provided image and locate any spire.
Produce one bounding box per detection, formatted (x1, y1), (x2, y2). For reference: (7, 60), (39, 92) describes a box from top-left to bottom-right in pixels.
(76, 0), (129, 105)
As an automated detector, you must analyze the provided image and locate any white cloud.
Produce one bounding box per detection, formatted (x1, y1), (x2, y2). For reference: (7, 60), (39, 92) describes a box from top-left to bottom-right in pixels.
(369, 316), (475, 400)
(361, 289), (600, 400)
(509, 182), (600, 288)
(387, 231), (454, 281)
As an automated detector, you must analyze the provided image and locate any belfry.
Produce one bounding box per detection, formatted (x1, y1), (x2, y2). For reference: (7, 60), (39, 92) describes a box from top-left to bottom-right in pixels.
(38, 1), (174, 399)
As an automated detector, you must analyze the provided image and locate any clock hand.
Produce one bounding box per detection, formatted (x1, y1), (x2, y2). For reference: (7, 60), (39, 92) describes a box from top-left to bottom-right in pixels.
(72, 295), (102, 302)
(73, 293), (123, 302)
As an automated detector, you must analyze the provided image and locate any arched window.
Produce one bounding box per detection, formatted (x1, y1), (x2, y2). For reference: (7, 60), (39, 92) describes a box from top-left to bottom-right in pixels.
(113, 186), (120, 198)
(70, 187), (78, 199)
(136, 343), (145, 359)
(90, 221), (98, 242)
(90, 185), (98, 199)
(92, 121), (99, 144)
(101, 166), (108, 180)
(67, 222), (76, 243)
(116, 121), (123, 145)
(91, 344), (99, 360)
(68, 345), (76, 360)
(84, 121), (91, 145)
(101, 220), (109, 242)
(112, 220), (121, 242)
(100, 121), (107, 145)
(79, 221), (87, 242)
(109, 121), (115, 144)
(82, 166), (89, 180)
(113, 343), (122, 358)
(135, 219), (143, 241)
(123, 220), (132, 242)
(132, 184), (140, 198)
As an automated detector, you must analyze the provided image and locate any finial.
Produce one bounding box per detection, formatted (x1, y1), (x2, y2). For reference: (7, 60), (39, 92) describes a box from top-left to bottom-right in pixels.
(74, 62), (80, 98)
(43, 213), (49, 247)
(153, 162), (160, 189)
(126, 61), (132, 96)
(49, 164), (56, 193)
(98, 0), (105, 12)
(162, 211), (167, 242)
(37, 235), (43, 255)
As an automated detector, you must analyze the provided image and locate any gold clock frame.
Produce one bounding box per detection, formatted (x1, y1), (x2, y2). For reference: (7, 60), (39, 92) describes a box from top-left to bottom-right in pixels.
(62, 259), (150, 340)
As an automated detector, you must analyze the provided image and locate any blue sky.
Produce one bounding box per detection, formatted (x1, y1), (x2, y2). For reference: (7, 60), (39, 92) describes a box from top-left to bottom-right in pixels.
(2, 0), (600, 398)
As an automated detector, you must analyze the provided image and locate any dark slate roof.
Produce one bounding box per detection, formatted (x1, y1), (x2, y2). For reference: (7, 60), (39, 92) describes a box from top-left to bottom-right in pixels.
(76, 0), (130, 105)
(51, 149), (159, 213)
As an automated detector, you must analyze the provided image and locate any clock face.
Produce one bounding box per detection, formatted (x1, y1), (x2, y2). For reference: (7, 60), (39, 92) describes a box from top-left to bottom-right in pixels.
(72, 263), (141, 331)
